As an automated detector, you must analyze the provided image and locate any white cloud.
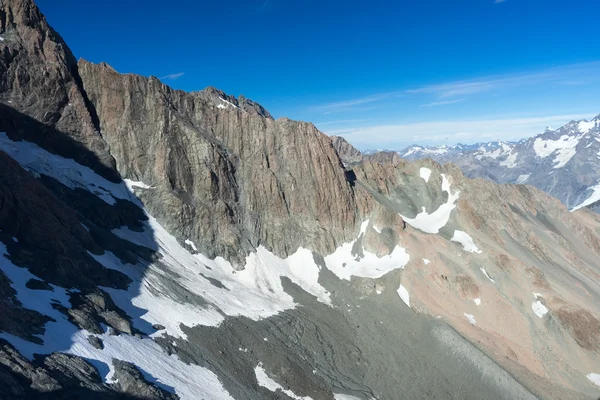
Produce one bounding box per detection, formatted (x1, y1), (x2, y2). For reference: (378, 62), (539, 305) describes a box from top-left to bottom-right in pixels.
(315, 119), (368, 125)
(314, 91), (403, 112)
(160, 72), (185, 80)
(495, 0), (506, 3)
(324, 113), (595, 148)
(407, 62), (600, 99)
(420, 99), (465, 107)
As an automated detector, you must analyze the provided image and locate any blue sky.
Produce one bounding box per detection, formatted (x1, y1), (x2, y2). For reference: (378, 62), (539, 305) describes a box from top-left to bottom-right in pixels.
(38, 0), (600, 149)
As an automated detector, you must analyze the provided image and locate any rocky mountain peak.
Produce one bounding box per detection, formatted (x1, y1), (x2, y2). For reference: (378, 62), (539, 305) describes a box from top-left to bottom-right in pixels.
(331, 135), (363, 164)
(195, 85), (273, 119)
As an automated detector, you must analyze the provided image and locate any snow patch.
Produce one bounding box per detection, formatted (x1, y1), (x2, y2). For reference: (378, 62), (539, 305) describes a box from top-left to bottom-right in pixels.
(419, 167), (432, 183)
(451, 230), (482, 253)
(571, 183), (600, 211)
(124, 179), (155, 191)
(219, 97), (240, 110)
(184, 239), (197, 251)
(480, 267), (494, 283)
(533, 133), (584, 169)
(0, 132), (139, 206)
(373, 226), (382, 234)
(587, 373), (600, 387)
(578, 120), (595, 133)
(532, 300), (548, 318)
(499, 151), (518, 168)
(397, 284), (410, 308)
(516, 174), (530, 184)
(255, 363), (313, 400)
(0, 244), (233, 400)
(334, 394), (370, 400)
(400, 174), (460, 234)
(474, 298), (481, 306)
(324, 220), (410, 280)
(423, 258), (430, 265)
(463, 313), (476, 325)
(108, 215), (332, 339)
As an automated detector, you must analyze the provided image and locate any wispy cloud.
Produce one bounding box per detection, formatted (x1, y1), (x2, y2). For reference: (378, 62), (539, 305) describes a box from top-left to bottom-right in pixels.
(495, 0), (506, 3)
(315, 119), (368, 126)
(420, 99), (465, 107)
(324, 113), (595, 149)
(407, 62), (600, 99)
(160, 72), (185, 80)
(259, 0), (273, 10)
(314, 91), (403, 112)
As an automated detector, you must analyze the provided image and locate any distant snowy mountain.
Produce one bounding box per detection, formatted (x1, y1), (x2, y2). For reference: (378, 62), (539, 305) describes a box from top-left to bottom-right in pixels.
(392, 115), (600, 212)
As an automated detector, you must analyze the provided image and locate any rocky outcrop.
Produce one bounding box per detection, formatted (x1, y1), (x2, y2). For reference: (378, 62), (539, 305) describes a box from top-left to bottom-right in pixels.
(77, 60), (360, 264)
(331, 135), (363, 164)
(110, 360), (179, 400)
(195, 86), (273, 119)
(0, 0), (118, 180)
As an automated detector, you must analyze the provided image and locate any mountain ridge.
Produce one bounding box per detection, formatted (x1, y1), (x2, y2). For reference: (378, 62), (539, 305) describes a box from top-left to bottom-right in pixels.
(1, 0), (600, 399)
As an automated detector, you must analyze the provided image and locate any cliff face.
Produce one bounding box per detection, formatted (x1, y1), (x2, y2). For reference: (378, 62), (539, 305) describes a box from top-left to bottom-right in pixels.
(77, 60), (359, 264)
(0, 0), (117, 179)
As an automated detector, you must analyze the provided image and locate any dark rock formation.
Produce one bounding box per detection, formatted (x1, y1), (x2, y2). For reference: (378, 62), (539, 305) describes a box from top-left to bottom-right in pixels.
(110, 359), (179, 400)
(0, 0), (117, 180)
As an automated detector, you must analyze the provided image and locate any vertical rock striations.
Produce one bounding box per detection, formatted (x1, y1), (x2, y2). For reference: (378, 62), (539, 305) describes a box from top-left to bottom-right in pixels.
(77, 60), (359, 264)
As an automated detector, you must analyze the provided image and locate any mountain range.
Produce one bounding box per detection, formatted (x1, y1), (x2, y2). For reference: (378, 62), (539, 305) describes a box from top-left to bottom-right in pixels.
(355, 116), (600, 212)
(0, 1), (600, 399)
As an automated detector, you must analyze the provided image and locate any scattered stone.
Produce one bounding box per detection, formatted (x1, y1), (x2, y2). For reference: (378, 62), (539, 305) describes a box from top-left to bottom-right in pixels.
(86, 335), (104, 350)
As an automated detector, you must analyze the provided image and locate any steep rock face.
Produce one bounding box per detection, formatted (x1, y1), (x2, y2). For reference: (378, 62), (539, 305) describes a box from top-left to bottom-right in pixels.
(0, 0), (117, 180)
(78, 60), (359, 264)
(331, 135), (363, 164)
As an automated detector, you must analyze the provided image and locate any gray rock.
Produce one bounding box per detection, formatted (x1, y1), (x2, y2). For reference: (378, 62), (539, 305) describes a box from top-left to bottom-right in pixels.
(77, 60), (363, 266)
(0, 339), (61, 393)
(42, 352), (106, 392)
(87, 335), (104, 350)
(110, 359), (179, 400)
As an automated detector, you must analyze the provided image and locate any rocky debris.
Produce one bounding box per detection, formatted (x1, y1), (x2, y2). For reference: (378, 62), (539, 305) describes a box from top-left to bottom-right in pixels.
(195, 86), (273, 119)
(331, 135), (363, 164)
(454, 275), (480, 300)
(86, 335), (104, 350)
(110, 359), (179, 400)
(77, 59), (361, 265)
(553, 305), (600, 351)
(152, 324), (166, 331)
(68, 289), (133, 335)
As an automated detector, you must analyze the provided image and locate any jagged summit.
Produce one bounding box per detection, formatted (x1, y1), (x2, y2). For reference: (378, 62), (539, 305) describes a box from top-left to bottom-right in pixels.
(195, 86), (273, 119)
(394, 113), (600, 211)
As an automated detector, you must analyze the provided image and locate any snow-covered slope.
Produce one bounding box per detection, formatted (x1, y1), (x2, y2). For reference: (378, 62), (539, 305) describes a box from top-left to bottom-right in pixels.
(395, 115), (600, 212)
